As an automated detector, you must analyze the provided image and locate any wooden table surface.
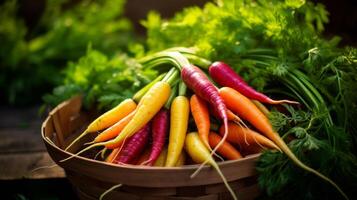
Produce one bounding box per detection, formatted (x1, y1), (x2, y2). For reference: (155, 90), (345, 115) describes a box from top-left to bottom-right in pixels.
(0, 106), (65, 180)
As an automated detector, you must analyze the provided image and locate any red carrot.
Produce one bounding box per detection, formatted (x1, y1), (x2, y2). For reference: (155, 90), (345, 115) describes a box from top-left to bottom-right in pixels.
(181, 65), (229, 151)
(209, 61), (298, 104)
(143, 109), (169, 166)
(112, 123), (151, 164)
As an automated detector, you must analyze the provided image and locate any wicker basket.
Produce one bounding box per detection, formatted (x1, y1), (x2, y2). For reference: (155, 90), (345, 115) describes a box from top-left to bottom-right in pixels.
(41, 96), (261, 200)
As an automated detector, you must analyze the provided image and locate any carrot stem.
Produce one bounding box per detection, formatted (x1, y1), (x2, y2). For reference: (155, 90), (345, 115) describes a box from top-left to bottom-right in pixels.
(178, 81), (187, 96)
(65, 130), (87, 151)
(139, 51), (190, 71)
(166, 69), (179, 86)
(133, 73), (166, 102)
(161, 47), (212, 68)
(165, 85), (178, 109)
(162, 68), (176, 82)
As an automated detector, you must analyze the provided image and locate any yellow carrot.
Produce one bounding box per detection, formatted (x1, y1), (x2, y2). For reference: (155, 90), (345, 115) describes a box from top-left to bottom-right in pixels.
(165, 96), (190, 167)
(175, 151), (186, 167)
(103, 81), (170, 147)
(105, 148), (120, 163)
(65, 99), (137, 151)
(88, 99), (136, 132)
(154, 148), (168, 167)
(154, 148), (185, 167)
(185, 132), (237, 200)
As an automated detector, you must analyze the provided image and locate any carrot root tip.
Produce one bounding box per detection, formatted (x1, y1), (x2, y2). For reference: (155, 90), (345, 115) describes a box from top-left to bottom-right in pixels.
(271, 99), (300, 105)
(64, 130), (88, 151)
(28, 164), (58, 177)
(94, 149), (103, 160)
(84, 141), (95, 146)
(190, 160), (209, 179)
(140, 159), (153, 166)
(60, 143), (104, 163)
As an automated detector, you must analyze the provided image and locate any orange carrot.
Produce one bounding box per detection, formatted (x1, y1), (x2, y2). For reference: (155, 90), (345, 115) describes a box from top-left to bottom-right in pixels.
(86, 99), (136, 132)
(208, 132), (242, 160)
(105, 148), (121, 163)
(65, 99), (137, 151)
(190, 95), (210, 149)
(219, 122), (280, 151)
(226, 109), (239, 121)
(251, 100), (270, 116)
(219, 87), (348, 199)
(211, 106), (243, 124)
(220, 87), (274, 136)
(94, 111), (136, 144)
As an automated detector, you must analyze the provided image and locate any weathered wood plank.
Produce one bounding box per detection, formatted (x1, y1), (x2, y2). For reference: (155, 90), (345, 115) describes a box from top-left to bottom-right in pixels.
(0, 128), (46, 153)
(0, 151), (65, 180)
(0, 105), (46, 153)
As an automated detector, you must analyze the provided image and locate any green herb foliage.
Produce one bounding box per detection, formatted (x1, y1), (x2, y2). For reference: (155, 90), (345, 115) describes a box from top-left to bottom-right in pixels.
(43, 47), (157, 111)
(0, 0), (134, 105)
(142, 0), (357, 199)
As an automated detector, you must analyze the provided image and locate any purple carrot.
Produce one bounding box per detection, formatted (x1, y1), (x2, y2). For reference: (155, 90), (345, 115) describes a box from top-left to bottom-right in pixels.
(181, 65), (229, 157)
(209, 61), (298, 104)
(143, 108), (169, 166)
(181, 65), (227, 122)
(113, 123), (151, 164)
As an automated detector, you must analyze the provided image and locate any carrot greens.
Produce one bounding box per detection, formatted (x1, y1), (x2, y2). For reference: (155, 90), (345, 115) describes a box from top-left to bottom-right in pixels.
(44, 48), (158, 110)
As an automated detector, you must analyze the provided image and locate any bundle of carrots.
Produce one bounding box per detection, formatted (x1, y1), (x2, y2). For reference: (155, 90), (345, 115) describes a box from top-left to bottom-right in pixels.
(62, 51), (348, 200)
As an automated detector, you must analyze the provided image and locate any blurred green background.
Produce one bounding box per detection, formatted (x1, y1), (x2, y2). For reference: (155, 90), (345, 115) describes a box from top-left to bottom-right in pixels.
(0, 0), (208, 107)
(0, 0), (355, 107)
